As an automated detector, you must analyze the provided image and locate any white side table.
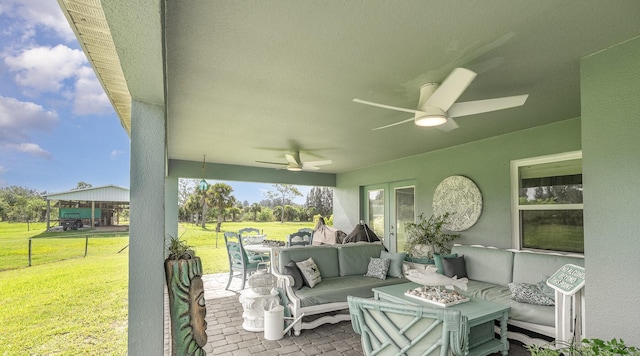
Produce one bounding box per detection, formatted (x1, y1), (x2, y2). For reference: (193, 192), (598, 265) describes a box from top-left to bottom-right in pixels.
(239, 289), (279, 332)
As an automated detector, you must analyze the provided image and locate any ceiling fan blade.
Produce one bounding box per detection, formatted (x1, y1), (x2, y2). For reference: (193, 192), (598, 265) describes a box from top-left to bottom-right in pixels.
(447, 95), (528, 118)
(425, 67), (477, 111)
(371, 117), (414, 131)
(302, 166), (321, 171)
(353, 98), (419, 114)
(285, 152), (302, 165)
(256, 160), (287, 166)
(304, 160), (332, 167)
(436, 118), (459, 132)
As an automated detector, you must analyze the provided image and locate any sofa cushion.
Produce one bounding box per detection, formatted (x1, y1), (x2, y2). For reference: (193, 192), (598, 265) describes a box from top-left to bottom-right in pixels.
(293, 275), (407, 307)
(278, 245), (340, 278)
(442, 255), (467, 278)
(365, 257), (391, 280)
(512, 250), (584, 285)
(451, 245), (514, 286)
(337, 243), (385, 277)
(297, 257), (322, 288)
(380, 251), (406, 278)
(462, 280), (555, 327)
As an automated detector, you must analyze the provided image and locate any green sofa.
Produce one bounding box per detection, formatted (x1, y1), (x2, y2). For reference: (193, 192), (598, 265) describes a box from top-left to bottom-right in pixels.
(272, 242), (408, 335)
(450, 244), (584, 344)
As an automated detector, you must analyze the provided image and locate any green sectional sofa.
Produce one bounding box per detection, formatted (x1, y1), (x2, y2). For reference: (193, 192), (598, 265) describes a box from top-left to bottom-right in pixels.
(272, 242), (408, 335)
(450, 244), (584, 344)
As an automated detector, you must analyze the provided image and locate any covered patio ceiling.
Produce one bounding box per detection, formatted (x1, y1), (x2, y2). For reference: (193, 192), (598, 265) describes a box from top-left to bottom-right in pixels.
(62, 0), (640, 174)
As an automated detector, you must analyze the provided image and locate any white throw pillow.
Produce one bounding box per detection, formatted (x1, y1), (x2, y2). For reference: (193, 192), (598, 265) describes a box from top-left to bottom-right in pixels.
(296, 257), (322, 288)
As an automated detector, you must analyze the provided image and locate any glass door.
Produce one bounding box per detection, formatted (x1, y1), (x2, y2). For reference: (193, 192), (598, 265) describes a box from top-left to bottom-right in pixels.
(363, 181), (415, 252)
(391, 184), (415, 253)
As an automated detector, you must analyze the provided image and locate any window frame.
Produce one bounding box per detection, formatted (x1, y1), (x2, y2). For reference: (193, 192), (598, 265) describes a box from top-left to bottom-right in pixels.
(510, 150), (583, 252)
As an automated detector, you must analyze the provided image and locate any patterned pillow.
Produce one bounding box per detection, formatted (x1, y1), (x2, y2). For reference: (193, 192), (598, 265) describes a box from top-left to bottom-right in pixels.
(296, 257), (322, 288)
(508, 282), (555, 306)
(365, 257), (391, 280)
(537, 275), (556, 301)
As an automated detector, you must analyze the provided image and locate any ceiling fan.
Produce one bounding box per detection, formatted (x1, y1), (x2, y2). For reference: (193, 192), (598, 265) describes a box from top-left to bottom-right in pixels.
(256, 151), (332, 171)
(353, 67), (528, 132)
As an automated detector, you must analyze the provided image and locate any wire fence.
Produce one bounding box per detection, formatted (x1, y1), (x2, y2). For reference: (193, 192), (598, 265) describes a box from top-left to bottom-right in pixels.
(1, 232), (130, 271)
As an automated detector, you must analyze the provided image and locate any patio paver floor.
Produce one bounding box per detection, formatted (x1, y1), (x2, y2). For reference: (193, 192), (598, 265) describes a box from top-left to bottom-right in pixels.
(164, 273), (529, 355)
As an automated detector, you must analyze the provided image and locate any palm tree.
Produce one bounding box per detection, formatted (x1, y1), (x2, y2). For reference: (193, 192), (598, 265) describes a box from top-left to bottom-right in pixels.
(249, 203), (262, 221)
(208, 182), (234, 232)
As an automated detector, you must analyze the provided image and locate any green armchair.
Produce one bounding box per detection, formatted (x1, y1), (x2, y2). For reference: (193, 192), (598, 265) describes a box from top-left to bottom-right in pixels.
(347, 296), (468, 356)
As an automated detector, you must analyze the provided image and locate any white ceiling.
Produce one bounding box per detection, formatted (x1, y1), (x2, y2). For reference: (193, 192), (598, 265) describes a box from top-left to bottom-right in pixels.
(99, 1), (640, 174)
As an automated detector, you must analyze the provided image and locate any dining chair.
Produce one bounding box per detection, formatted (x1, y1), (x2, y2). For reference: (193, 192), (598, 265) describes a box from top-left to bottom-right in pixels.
(238, 227), (264, 245)
(223, 231), (266, 290)
(287, 229), (313, 246)
(238, 227), (270, 262)
(347, 296), (468, 356)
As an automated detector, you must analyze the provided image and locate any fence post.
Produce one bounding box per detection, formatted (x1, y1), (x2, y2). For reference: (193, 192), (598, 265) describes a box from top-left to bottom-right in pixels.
(84, 235), (89, 257)
(28, 239), (32, 267)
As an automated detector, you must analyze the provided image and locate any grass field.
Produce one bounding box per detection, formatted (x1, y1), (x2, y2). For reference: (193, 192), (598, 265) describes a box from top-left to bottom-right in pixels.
(0, 220), (313, 355)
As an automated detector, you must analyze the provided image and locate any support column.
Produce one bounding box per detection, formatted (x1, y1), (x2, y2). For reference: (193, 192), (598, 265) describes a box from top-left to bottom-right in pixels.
(128, 100), (166, 355)
(46, 200), (51, 230)
(165, 175), (179, 247)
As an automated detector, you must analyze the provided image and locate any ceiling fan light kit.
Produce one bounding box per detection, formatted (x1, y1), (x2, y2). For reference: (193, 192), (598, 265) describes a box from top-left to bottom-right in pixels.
(414, 110), (448, 127)
(256, 150), (332, 171)
(354, 67), (528, 131)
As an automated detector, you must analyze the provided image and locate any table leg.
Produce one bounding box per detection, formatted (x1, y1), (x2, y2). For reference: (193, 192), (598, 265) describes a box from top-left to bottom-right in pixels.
(500, 311), (509, 356)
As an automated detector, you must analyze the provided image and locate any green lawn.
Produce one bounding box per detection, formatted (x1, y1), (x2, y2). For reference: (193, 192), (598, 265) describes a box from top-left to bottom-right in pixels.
(0, 220), (313, 355)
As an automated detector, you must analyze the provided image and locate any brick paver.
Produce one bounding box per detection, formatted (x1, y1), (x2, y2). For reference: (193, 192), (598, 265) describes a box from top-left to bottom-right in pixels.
(164, 273), (528, 355)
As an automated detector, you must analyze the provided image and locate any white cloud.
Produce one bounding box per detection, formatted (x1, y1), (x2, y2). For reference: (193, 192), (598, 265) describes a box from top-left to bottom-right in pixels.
(110, 150), (124, 160)
(5, 44), (87, 95)
(2, 0), (75, 42)
(6, 143), (52, 159)
(74, 66), (112, 115)
(0, 96), (57, 158)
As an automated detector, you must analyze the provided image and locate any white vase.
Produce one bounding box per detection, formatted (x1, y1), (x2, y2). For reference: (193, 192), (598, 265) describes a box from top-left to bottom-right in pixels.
(413, 244), (433, 259)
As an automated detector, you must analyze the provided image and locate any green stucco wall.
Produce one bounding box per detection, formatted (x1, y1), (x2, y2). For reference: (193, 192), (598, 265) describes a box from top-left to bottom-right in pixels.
(334, 117), (582, 249)
(581, 36), (640, 345)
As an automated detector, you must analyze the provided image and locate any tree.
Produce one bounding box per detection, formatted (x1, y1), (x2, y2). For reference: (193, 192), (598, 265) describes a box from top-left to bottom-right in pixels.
(0, 186), (47, 223)
(208, 182), (234, 232)
(305, 186), (333, 217)
(265, 184), (302, 223)
(249, 203), (262, 221)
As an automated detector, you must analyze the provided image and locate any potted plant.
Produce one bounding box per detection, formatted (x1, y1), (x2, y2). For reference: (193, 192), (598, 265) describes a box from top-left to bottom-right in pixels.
(164, 235), (208, 356)
(404, 212), (460, 261)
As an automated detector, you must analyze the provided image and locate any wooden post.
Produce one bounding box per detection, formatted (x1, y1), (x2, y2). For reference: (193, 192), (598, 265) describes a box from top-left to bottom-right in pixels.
(28, 239), (32, 267)
(84, 235), (89, 257)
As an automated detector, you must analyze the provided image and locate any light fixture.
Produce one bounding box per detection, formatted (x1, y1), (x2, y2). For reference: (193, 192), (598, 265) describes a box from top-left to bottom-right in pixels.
(413, 105), (447, 126)
(415, 114), (447, 127)
(198, 155), (209, 192)
(287, 163), (302, 172)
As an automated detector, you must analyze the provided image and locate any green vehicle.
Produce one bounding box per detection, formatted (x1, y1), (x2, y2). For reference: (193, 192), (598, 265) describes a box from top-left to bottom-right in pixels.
(60, 213), (83, 231)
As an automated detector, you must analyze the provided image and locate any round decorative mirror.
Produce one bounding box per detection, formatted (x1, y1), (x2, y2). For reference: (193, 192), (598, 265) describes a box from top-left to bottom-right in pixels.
(432, 175), (482, 231)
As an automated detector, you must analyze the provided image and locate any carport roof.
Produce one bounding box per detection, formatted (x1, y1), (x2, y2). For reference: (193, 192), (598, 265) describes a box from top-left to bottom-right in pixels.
(44, 185), (130, 202)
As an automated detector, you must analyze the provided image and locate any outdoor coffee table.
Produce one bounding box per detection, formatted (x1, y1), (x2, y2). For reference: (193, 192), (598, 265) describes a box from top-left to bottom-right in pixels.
(373, 282), (510, 356)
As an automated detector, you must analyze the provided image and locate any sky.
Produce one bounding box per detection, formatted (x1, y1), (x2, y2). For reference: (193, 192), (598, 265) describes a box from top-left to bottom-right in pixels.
(0, 1), (308, 204)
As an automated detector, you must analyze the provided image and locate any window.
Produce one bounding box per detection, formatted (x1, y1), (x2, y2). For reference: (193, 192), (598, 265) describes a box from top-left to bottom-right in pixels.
(511, 151), (583, 253)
